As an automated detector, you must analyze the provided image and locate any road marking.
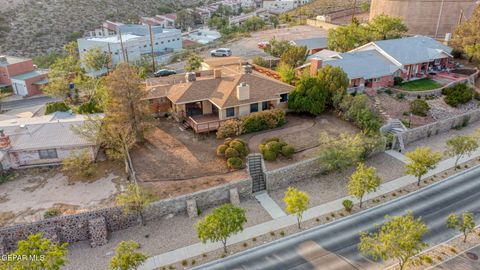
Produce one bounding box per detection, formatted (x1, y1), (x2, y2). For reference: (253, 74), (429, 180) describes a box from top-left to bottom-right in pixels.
(297, 241), (357, 270)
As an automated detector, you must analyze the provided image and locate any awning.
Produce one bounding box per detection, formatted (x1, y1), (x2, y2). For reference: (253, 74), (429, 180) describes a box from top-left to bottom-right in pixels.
(32, 80), (48, 85)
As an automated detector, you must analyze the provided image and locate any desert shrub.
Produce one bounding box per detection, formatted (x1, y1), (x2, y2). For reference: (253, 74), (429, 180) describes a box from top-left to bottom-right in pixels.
(227, 157), (243, 169)
(230, 140), (248, 156)
(266, 141), (283, 153)
(342, 199), (353, 212)
(225, 147), (240, 158)
(44, 208), (61, 219)
(442, 83), (474, 107)
(393, 76), (403, 85)
(339, 94), (382, 134)
(262, 150), (278, 161)
(263, 137), (280, 144)
(62, 150), (96, 178)
(259, 137), (294, 161)
(241, 109), (285, 134)
(45, 101), (70, 114)
(216, 119), (243, 138)
(410, 99), (430, 116)
(76, 99), (103, 114)
(216, 144), (229, 156)
(281, 145), (295, 157)
(252, 56), (270, 68)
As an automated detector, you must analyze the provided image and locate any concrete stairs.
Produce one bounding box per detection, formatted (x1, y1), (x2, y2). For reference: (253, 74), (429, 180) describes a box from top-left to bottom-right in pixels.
(247, 154), (266, 193)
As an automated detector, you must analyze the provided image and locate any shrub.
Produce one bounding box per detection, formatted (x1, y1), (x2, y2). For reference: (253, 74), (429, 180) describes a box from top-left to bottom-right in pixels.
(230, 140), (248, 156)
(396, 93), (405, 99)
(281, 145), (295, 158)
(45, 101), (69, 114)
(339, 94), (382, 134)
(342, 200), (353, 212)
(393, 76), (403, 85)
(442, 83), (474, 107)
(76, 99), (103, 114)
(62, 150), (96, 178)
(262, 150), (278, 161)
(44, 208), (61, 219)
(266, 141), (283, 153)
(216, 119), (243, 139)
(227, 157), (243, 169)
(225, 147), (240, 158)
(216, 144), (229, 156)
(241, 109), (285, 134)
(262, 137), (280, 144)
(410, 99), (430, 116)
(259, 137), (295, 161)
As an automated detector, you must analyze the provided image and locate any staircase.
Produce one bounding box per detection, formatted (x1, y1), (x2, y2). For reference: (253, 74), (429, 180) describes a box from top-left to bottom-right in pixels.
(247, 154), (267, 193)
(380, 119), (408, 152)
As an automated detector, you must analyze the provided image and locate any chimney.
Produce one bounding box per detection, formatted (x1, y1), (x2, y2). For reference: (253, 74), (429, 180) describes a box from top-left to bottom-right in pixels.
(213, 69), (222, 78)
(310, 58), (322, 76)
(0, 130), (11, 149)
(236, 82), (250, 100)
(185, 72), (196, 82)
(242, 65), (252, 74)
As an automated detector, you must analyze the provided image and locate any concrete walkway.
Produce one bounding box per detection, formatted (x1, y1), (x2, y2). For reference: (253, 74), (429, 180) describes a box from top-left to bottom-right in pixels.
(138, 149), (480, 270)
(255, 192), (286, 219)
(385, 150), (409, 163)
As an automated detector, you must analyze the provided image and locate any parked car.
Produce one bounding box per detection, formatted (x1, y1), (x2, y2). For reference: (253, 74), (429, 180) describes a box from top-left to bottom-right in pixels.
(154, 69), (177, 77)
(210, 48), (232, 57)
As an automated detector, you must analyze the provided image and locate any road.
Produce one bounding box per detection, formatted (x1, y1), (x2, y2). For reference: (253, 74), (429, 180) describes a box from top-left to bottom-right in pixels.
(0, 95), (56, 111)
(195, 166), (480, 270)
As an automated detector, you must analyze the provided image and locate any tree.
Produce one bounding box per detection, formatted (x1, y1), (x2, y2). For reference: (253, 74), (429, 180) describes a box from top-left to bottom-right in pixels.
(316, 65), (349, 108)
(348, 163), (382, 208)
(327, 23), (373, 52)
(318, 132), (366, 172)
(175, 10), (196, 31)
(452, 5), (480, 62)
(284, 187), (310, 229)
(447, 212), (476, 242)
(445, 135), (479, 169)
(405, 147), (442, 186)
(288, 75), (328, 115)
(280, 45), (307, 67)
(368, 14), (408, 40)
(465, 44), (480, 62)
(1, 233), (68, 270)
(241, 16), (265, 32)
(62, 150), (96, 178)
(83, 47), (111, 72)
(359, 211), (428, 270)
(196, 204), (247, 253)
(277, 62), (296, 84)
(116, 183), (155, 226)
(265, 39), (292, 58)
(109, 241), (148, 270)
(184, 53), (203, 72)
(269, 15), (279, 28)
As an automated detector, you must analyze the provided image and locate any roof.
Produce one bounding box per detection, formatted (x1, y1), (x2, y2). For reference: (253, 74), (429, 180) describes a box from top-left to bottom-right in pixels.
(11, 70), (47, 81)
(307, 49), (339, 61)
(321, 50), (400, 80)
(0, 56), (31, 67)
(0, 112), (102, 151)
(290, 37), (328, 51)
(202, 57), (243, 68)
(359, 35), (453, 65)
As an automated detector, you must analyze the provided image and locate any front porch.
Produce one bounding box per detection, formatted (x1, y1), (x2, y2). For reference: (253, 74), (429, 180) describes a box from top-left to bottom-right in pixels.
(186, 114), (223, 133)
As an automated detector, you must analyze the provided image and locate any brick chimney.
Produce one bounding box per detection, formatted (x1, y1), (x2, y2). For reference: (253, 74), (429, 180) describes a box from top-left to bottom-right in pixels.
(0, 130), (11, 149)
(310, 58), (322, 76)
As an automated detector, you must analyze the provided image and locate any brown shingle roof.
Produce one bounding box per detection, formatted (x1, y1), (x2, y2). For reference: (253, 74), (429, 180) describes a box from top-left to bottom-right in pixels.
(202, 57), (243, 68)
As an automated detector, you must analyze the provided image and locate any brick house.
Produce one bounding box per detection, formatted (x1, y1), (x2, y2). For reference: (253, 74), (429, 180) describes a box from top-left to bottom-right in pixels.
(0, 56), (48, 97)
(144, 64), (293, 133)
(306, 35), (454, 92)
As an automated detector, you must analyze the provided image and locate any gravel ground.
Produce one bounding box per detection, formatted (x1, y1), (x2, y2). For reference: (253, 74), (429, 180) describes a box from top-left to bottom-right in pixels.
(269, 153), (406, 209)
(405, 121), (480, 159)
(65, 199), (271, 270)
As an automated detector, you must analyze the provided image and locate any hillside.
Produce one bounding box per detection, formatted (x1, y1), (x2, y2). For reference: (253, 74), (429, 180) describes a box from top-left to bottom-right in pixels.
(287, 0), (369, 17)
(0, 0), (200, 57)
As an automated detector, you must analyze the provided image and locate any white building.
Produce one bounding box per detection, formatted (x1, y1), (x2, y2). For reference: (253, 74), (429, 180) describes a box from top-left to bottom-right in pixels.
(263, 0), (311, 13)
(78, 24), (182, 73)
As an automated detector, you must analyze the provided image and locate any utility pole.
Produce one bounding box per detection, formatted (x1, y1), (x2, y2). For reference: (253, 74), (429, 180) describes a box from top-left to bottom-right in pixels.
(351, 0), (357, 23)
(148, 24), (156, 72)
(458, 9), (464, 26)
(434, 0), (445, 39)
(107, 43), (112, 73)
(119, 30), (127, 62)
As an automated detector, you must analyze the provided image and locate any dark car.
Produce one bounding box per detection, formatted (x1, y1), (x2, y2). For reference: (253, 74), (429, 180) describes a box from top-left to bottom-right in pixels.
(154, 69), (177, 77)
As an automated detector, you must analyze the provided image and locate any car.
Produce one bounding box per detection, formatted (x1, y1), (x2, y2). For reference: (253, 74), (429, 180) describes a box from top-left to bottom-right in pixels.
(154, 69), (177, 77)
(210, 48), (232, 57)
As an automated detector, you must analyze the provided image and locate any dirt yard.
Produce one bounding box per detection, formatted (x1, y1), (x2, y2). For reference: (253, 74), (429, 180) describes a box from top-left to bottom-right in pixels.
(0, 161), (127, 226)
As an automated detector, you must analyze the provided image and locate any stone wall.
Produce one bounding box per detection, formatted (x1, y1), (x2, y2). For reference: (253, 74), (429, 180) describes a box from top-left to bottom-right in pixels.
(399, 109), (480, 145)
(265, 158), (325, 191)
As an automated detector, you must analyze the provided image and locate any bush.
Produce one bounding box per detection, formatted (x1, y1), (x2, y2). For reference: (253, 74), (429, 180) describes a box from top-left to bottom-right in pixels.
(259, 137), (294, 161)
(393, 76), (403, 85)
(241, 109), (285, 134)
(396, 93), (405, 99)
(227, 157), (243, 169)
(225, 147), (240, 158)
(62, 150), (96, 178)
(281, 145), (295, 158)
(216, 119), (243, 139)
(45, 101), (70, 114)
(252, 56), (270, 68)
(266, 141), (283, 153)
(76, 99), (103, 114)
(44, 208), (61, 219)
(410, 99), (430, 116)
(342, 199), (353, 212)
(216, 144), (229, 156)
(442, 83), (474, 107)
(339, 94), (382, 134)
(230, 140), (249, 156)
(262, 149), (278, 161)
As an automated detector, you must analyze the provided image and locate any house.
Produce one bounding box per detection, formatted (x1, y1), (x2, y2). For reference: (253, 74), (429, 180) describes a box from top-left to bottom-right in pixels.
(144, 63), (293, 133)
(0, 56), (48, 97)
(229, 9), (271, 26)
(306, 35), (454, 92)
(88, 21), (124, 38)
(263, 0), (311, 13)
(290, 37), (328, 56)
(140, 13), (177, 28)
(0, 112), (102, 169)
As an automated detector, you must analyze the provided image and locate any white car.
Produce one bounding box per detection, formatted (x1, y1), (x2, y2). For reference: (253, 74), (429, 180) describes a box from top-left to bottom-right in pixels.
(210, 48), (232, 57)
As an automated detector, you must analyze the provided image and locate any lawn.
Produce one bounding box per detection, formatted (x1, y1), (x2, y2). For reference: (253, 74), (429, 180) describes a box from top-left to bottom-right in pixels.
(397, 78), (442, 91)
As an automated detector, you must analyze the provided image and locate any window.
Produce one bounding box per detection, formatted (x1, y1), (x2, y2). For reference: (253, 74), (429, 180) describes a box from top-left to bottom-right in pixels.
(143, 45), (147, 48)
(161, 41), (164, 44)
(38, 149), (58, 159)
(280, 93), (288, 102)
(262, 101), (269, 110)
(226, 107), (235, 117)
(155, 42), (158, 45)
(250, 103), (258, 113)
(167, 40), (170, 43)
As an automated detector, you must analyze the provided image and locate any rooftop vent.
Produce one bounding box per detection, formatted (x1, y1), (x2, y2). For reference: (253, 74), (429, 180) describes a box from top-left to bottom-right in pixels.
(0, 55), (7, 63)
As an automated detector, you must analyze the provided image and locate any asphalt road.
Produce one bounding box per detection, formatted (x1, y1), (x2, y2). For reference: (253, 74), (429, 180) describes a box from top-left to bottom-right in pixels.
(195, 166), (480, 270)
(0, 95), (56, 111)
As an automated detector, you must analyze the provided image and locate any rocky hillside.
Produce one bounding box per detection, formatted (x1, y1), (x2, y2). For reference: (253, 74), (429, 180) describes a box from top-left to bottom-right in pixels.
(0, 0), (200, 57)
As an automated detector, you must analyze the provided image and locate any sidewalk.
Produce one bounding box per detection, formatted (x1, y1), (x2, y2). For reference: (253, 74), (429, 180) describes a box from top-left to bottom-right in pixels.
(139, 149), (480, 270)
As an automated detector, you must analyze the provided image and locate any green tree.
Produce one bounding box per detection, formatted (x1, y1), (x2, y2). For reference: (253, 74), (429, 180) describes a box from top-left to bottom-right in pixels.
(288, 75), (328, 115)
(465, 44), (480, 62)
(83, 47), (111, 72)
(241, 16), (265, 32)
(196, 204), (247, 253)
(447, 212), (476, 242)
(277, 62), (296, 84)
(318, 132), (366, 172)
(269, 15), (280, 28)
(1, 233), (68, 270)
(284, 187), (310, 229)
(62, 150), (96, 178)
(359, 211), (428, 270)
(451, 5), (480, 62)
(184, 53), (203, 72)
(280, 45), (307, 67)
(445, 135), (479, 169)
(175, 10), (196, 31)
(339, 94), (382, 134)
(109, 241), (148, 270)
(405, 147), (442, 186)
(116, 183), (155, 226)
(348, 163), (382, 208)
(327, 23), (373, 52)
(265, 39), (292, 58)
(368, 14), (408, 40)
(316, 65), (349, 108)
